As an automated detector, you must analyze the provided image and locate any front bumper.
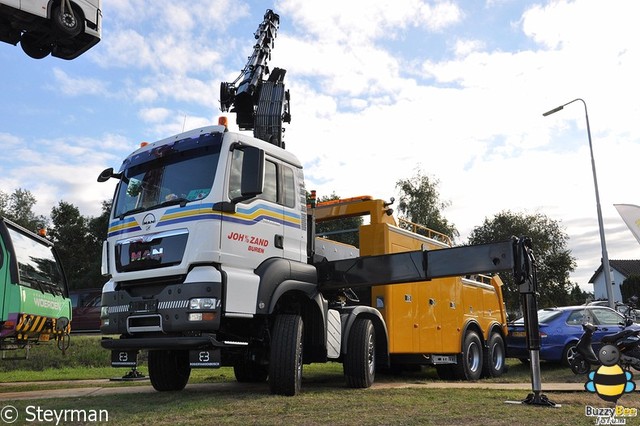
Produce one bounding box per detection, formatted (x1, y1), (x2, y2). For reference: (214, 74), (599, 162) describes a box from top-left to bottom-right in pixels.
(101, 332), (238, 351)
(100, 280), (222, 335)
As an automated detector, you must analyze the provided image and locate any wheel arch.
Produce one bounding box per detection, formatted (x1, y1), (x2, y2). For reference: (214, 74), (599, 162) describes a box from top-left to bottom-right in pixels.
(255, 258), (319, 315)
(47, 0), (85, 20)
(487, 321), (507, 341)
(461, 319), (485, 348)
(257, 258), (327, 363)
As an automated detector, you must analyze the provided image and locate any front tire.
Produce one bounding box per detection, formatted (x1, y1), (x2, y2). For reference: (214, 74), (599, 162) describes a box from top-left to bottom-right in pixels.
(269, 314), (303, 396)
(148, 350), (191, 391)
(53, 5), (83, 37)
(234, 355), (268, 383)
(344, 318), (376, 388)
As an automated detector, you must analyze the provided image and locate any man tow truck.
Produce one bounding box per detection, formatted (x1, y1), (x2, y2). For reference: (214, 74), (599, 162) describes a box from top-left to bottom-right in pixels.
(97, 10), (551, 405)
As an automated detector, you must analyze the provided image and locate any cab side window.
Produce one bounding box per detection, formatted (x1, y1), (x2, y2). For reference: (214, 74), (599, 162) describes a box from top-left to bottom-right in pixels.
(228, 149), (243, 200)
(228, 147), (296, 208)
(282, 166), (295, 208)
(261, 160), (277, 203)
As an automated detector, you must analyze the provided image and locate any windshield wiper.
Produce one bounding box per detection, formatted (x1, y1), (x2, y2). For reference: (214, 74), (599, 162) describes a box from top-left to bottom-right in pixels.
(118, 207), (147, 220)
(159, 197), (189, 208)
(118, 198), (189, 219)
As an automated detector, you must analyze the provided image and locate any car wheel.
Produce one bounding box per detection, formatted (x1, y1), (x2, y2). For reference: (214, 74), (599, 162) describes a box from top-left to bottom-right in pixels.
(562, 342), (579, 367)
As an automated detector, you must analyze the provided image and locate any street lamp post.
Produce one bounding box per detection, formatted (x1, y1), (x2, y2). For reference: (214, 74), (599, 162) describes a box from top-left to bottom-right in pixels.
(543, 98), (614, 308)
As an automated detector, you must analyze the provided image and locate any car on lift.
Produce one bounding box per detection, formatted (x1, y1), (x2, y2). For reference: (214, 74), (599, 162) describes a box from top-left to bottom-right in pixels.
(0, 0), (101, 59)
(506, 305), (640, 366)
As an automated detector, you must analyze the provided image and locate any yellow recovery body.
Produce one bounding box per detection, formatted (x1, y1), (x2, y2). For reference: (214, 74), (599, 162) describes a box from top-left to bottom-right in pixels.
(315, 196), (508, 378)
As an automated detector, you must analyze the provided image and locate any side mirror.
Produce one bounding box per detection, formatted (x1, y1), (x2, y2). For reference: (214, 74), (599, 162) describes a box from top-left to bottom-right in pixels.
(97, 168), (114, 182)
(97, 167), (122, 183)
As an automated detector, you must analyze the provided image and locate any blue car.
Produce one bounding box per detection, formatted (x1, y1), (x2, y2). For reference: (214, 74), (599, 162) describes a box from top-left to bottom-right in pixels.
(506, 305), (640, 365)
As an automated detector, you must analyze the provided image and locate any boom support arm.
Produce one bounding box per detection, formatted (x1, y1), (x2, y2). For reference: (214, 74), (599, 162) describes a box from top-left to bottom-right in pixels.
(316, 239), (517, 290)
(316, 236), (554, 406)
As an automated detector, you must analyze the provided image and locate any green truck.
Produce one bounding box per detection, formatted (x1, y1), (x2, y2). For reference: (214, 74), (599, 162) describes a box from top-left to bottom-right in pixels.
(0, 217), (71, 357)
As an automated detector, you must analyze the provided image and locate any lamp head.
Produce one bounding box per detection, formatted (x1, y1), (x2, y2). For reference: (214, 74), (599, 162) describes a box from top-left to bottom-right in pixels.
(542, 105), (564, 117)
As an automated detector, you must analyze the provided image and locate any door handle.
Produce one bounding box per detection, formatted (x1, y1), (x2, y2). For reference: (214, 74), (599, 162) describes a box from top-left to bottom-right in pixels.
(274, 234), (284, 249)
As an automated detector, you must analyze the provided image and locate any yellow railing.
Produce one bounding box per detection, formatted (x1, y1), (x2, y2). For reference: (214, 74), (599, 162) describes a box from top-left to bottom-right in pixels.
(397, 218), (453, 246)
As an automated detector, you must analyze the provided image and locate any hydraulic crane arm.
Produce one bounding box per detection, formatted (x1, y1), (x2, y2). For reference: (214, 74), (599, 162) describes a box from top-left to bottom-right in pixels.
(219, 9), (291, 147)
(316, 239), (517, 290)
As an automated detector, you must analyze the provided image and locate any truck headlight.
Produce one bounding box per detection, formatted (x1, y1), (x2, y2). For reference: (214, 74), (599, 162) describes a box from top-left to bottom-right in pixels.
(100, 306), (109, 319)
(189, 298), (217, 310)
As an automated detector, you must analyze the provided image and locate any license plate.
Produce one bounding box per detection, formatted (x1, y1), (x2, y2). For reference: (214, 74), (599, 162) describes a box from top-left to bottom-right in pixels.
(129, 299), (158, 313)
(510, 331), (526, 337)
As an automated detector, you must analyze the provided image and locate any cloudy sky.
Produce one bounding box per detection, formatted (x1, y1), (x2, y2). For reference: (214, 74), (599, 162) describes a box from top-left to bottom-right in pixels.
(1, 0), (639, 291)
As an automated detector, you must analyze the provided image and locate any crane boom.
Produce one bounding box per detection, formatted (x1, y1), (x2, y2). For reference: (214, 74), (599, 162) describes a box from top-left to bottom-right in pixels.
(220, 9), (291, 147)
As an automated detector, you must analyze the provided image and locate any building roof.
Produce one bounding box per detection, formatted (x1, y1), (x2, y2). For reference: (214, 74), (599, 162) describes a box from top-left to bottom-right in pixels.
(588, 259), (640, 283)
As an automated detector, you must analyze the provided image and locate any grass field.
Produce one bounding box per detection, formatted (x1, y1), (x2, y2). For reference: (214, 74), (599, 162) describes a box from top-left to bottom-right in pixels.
(0, 336), (636, 425)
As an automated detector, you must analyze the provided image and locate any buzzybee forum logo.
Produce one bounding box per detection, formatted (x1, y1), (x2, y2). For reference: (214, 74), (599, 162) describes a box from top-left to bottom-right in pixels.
(584, 345), (635, 402)
(583, 344), (638, 425)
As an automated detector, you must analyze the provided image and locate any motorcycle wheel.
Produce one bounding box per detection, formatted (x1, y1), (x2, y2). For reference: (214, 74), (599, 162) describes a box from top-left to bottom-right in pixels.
(570, 354), (590, 375)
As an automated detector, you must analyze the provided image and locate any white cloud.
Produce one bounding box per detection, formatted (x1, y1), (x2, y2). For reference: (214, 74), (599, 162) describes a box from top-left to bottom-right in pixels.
(453, 39), (486, 57)
(139, 107), (172, 123)
(51, 68), (110, 96)
(277, 0), (462, 43)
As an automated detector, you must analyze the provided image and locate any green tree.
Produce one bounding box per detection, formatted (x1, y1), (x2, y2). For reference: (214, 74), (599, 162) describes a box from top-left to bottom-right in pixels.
(395, 169), (458, 240)
(621, 275), (640, 303)
(85, 200), (112, 285)
(49, 201), (90, 290)
(49, 201), (109, 290)
(0, 188), (47, 230)
(567, 283), (593, 306)
(467, 211), (576, 315)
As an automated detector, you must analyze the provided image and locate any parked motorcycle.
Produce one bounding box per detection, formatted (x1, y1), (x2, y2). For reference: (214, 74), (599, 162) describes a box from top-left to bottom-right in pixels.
(570, 315), (640, 374)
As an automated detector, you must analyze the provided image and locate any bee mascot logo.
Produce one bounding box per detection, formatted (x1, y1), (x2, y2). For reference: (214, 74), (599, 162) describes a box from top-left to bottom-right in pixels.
(585, 345), (635, 402)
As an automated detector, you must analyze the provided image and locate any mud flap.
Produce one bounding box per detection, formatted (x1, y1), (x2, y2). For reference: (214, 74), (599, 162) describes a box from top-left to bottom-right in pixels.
(111, 350), (138, 367)
(189, 348), (221, 368)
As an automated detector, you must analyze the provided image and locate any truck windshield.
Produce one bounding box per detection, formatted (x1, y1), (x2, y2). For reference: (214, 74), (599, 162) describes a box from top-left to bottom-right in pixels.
(113, 134), (222, 219)
(7, 227), (65, 295)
